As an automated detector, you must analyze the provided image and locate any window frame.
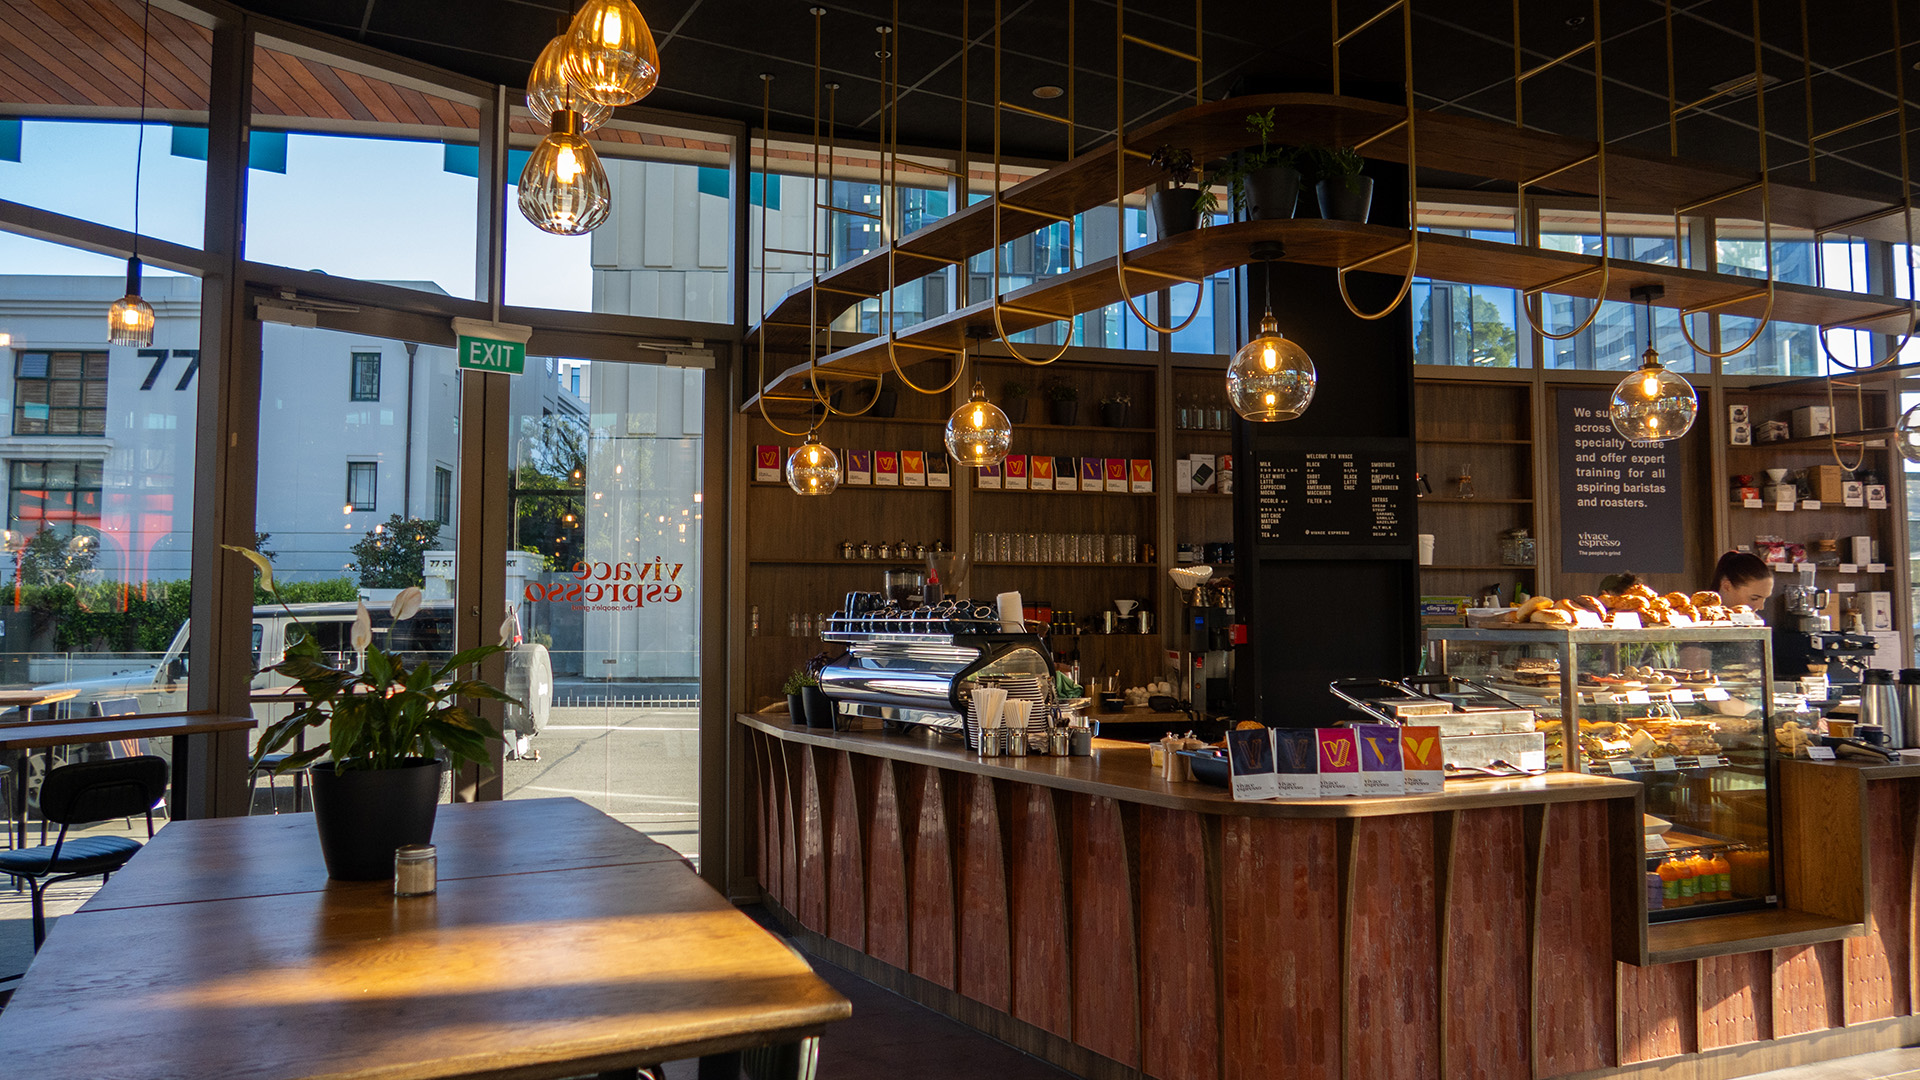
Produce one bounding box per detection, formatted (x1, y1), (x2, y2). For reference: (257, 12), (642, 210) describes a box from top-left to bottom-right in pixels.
(13, 349), (109, 437)
(346, 460), (378, 511)
(8, 459), (104, 536)
(434, 465), (452, 526)
(350, 351), (382, 402)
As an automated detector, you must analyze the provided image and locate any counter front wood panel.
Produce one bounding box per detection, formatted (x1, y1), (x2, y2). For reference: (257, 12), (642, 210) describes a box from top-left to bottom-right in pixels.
(908, 765), (958, 990)
(1072, 793), (1140, 1068)
(1697, 951), (1772, 1049)
(1010, 785), (1071, 1038)
(829, 750), (867, 951)
(1441, 807), (1529, 1080)
(865, 758), (911, 970)
(798, 745), (831, 934)
(1618, 961), (1697, 1063)
(1138, 806), (1218, 1080)
(957, 773), (1012, 1011)
(1846, 778), (1915, 1024)
(1346, 814), (1439, 1080)
(1773, 942), (1846, 1037)
(1534, 799), (1617, 1075)
(1221, 817), (1341, 1080)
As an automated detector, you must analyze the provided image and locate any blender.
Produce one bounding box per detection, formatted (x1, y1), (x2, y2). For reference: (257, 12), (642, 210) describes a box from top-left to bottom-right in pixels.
(1781, 571), (1831, 632)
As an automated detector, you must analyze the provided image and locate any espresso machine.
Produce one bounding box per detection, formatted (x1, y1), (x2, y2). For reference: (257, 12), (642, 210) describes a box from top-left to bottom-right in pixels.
(1774, 572), (1874, 683)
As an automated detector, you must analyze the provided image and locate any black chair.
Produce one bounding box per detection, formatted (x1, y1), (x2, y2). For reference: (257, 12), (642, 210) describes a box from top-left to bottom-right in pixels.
(0, 755), (167, 950)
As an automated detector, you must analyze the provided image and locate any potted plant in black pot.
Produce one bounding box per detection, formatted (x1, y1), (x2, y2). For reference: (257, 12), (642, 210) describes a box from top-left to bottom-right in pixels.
(1001, 379), (1029, 424)
(1045, 380), (1080, 426)
(1100, 391), (1132, 428)
(800, 653), (835, 728)
(1147, 145), (1205, 239)
(783, 668), (812, 722)
(237, 547), (520, 881)
(1238, 108), (1300, 221)
(1309, 145), (1372, 223)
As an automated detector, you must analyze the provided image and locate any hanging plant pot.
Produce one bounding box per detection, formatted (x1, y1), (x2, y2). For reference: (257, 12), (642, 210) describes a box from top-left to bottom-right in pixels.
(801, 684), (836, 728)
(1316, 176), (1374, 224)
(308, 758), (442, 881)
(1244, 163), (1301, 221)
(1149, 189), (1202, 240)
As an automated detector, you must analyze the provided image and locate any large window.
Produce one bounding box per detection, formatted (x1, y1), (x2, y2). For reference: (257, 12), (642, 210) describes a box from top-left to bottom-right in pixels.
(9, 461), (102, 538)
(350, 353), (381, 402)
(346, 461), (378, 511)
(14, 350), (108, 436)
(435, 466), (453, 526)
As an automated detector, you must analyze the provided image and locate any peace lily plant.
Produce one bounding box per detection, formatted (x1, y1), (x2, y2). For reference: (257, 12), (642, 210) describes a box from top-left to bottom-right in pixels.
(228, 545), (521, 776)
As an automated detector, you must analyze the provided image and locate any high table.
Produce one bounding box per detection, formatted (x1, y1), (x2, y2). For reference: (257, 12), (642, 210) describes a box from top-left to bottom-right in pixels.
(0, 796), (851, 1079)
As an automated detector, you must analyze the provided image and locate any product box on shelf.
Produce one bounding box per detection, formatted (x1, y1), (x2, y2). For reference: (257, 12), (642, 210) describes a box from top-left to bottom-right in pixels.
(927, 450), (950, 488)
(1055, 455), (1077, 492)
(1190, 453), (1217, 493)
(1757, 419), (1791, 443)
(875, 450), (900, 486)
(1030, 455), (1054, 490)
(1130, 459), (1154, 493)
(1869, 591), (1893, 632)
(1804, 465), (1845, 503)
(1868, 483), (1889, 508)
(1004, 455), (1027, 490)
(901, 450), (926, 487)
(1419, 596), (1471, 628)
(1104, 458), (1128, 493)
(845, 450), (872, 485)
(1078, 457), (1104, 490)
(1219, 453), (1234, 494)
(1729, 404), (1750, 425)
(978, 460), (1001, 489)
(1790, 406), (1832, 438)
(1844, 480), (1865, 507)
(1176, 459), (1193, 493)
(1730, 422), (1751, 446)
(1849, 535), (1874, 565)
(755, 445), (784, 483)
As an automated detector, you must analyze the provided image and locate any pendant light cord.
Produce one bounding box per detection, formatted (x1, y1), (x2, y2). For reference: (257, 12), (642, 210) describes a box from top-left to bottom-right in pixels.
(132, 0), (152, 261)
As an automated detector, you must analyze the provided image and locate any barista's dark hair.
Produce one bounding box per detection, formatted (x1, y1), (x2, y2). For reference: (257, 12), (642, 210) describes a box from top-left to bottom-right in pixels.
(1712, 550), (1769, 590)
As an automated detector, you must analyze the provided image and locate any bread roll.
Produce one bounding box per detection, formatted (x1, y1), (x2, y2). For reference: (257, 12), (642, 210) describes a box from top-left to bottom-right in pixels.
(1570, 595), (1608, 616)
(1510, 595), (1553, 622)
(1662, 591), (1693, 608)
(1627, 584), (1658, 600)
(1530, 608), (1574, 626)
(1692, 590), (1723, 607)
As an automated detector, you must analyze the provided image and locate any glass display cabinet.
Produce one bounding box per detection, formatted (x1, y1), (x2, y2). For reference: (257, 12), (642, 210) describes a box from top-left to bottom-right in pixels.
(1429, 627), (1776, 922)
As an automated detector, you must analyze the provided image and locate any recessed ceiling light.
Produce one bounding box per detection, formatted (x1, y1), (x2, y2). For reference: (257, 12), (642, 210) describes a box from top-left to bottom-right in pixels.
(1033, 84), (1064, 99)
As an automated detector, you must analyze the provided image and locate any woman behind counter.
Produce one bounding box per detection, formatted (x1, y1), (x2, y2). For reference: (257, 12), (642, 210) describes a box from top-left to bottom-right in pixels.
(1710, 550), (1774, 616)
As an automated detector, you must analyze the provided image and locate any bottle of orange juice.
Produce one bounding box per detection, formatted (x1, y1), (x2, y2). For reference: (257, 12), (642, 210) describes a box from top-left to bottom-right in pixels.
(1658, 854), (1687, 907)
(1686, 851), (1715, 902)
(1709, 850), (1732, 900)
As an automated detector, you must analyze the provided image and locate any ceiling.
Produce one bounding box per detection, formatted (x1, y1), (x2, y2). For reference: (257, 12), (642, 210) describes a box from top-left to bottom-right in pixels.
(224, 0), (1920, 208)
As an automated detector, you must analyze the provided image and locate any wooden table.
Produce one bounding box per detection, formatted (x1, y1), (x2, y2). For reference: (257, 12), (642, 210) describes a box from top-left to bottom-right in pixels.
(0, 714), (256, 848)
(0, 797), (851, 1079)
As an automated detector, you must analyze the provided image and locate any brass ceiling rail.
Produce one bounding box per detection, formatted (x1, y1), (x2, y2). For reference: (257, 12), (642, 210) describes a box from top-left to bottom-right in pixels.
(742, 218), (1916, 412)
(987, 0), (1077, 366)
(1331, 0), (1420, 321)
(1514, 0), (1608, 341)
(1112, 0), (1207, 337)
(1666, 0), (1776, 360)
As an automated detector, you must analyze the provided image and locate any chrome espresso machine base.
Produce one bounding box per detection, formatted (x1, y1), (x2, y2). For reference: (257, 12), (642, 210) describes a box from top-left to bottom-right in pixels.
(817, 628), (1055, 737)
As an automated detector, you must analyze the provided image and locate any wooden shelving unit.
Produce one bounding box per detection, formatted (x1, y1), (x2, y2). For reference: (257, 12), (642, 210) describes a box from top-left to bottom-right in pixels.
(1415, 380), (1539, 611)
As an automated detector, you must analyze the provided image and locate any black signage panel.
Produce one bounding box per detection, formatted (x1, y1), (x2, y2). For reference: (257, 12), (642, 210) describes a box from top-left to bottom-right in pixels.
(1556, 387), (1683, 573)
(1251, 436), (1415, 558)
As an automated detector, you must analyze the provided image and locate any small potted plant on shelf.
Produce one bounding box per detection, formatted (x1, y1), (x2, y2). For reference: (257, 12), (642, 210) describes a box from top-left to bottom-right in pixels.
(1307, 144), (1372, 223)
(1001, 379), (1029, 423)
(1238, 108), (1301, 221)
(233, 546), (521, 881)
(783, 668), (814, 722)
(1148, 145), (1205, 239)
(1100, 391), (1132, 428)
(801, 652), (836, 728)
(1045, 380), (1080, 426)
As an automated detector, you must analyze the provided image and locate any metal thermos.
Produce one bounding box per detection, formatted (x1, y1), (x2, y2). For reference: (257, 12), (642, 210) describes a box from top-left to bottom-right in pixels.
(1860, 669), (1903, 745)
(1897, 669), (1920, 749)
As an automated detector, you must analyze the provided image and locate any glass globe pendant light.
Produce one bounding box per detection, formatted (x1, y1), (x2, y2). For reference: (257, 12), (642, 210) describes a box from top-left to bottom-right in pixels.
(1227, 247), (1315, 422)
(561, 0), (660, 107)
(1609, 284), (1697, 443)
(109, 0), (157, 348)
(527, 32), (611, 132)
(786, 430), (841, 495)
(1895, 403), (1920, 464)
(945, 382), (1012, 468)
(518, 108), (611, 235)
(108, 257), (156, 347)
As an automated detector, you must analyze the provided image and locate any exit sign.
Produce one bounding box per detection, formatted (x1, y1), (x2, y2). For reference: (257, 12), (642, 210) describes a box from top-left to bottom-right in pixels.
(458, 334), (525, 374)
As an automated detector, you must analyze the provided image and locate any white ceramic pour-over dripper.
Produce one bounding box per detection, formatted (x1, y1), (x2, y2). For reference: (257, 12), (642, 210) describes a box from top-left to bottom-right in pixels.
(1765, 468), (1790, 483)
(1114, 599), (1139, 616)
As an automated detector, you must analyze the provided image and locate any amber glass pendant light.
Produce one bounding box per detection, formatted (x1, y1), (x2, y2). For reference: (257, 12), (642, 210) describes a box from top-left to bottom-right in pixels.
(1227, 247), (1315, 422)
(786, 431), (841, 495)
(110, 0), (157, 347)
(518, 109), (611, 235)
(945, 382), (1013, 468)
(562, 0), (660, 107)
(527, 31), (610, 132)
(1609, 285), (1697, 443)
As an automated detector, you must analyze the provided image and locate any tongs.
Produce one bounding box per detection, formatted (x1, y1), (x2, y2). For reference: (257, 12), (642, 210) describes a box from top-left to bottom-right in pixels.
(1443, 759), (1544, 779)
(1327, 678), (1446, 726)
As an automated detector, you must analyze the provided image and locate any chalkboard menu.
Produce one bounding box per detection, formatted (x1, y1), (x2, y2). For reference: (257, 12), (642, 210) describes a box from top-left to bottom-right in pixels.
(1251, 437), (1416, 558)
(1556, 388), (1683, 573)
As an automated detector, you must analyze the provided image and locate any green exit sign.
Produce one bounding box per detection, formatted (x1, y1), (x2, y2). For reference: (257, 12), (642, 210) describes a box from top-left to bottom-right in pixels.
(458, 335), (525, 374)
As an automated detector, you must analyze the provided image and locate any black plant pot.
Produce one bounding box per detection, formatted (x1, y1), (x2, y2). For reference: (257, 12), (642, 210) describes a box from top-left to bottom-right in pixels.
(871, 388), (898, 418)
(1003, 398), (1029, 424)
(1149, 188), (1202, 239)
(1316, 176), (1374, 223)
(1243, 163), (1301, 221)
(1048, 400), (1079, 426)
(787, 692), (805, 722)
(801, 685), (836, 728)
(309, 758), (442, 881)
(1100, 402), (1130, 428)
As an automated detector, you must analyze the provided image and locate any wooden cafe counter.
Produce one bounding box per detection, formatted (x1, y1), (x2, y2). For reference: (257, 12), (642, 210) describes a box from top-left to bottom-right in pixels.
(738, 713), (1920, 1079)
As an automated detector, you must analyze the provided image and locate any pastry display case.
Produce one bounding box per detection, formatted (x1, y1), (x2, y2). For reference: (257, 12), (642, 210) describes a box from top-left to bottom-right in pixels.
(1429, 627), (1776, 922)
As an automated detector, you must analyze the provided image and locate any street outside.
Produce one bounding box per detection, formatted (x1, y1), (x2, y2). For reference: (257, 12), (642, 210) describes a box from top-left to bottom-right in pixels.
(503, 702), (701, 864)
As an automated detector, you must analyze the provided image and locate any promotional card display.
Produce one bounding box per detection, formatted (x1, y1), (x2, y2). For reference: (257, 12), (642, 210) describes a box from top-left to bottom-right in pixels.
(1227, 728), (1280, 801)
(1104, 458), (1127, 493)
(1130, 459), (1154, 493)
(926, 450), (950, 488)
(845, 450), (872, 486)
(1055, 456), (1077, 492)
(1273, 728), (1320, 798)
(1356, 725), (1404, 796)
(978, 461), (1002, 489)
(1316, 729), (1362, 797)
(1005, 455), (1028, 490)
(901, 450), (926, 487)
(875, 450), (900, 486)
(1030, 455), (1054, 490)
(1400, 726), (1443, 794)
(1079, 458), (1105, 490)
(755, 445), (784, 483)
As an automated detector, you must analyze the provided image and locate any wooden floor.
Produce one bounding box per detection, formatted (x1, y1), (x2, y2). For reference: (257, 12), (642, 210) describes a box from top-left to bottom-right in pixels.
(1744, 1048), (1920, 1079)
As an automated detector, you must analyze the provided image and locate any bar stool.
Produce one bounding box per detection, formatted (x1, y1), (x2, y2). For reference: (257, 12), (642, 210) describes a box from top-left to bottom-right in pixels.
(247, 754), (307, 815)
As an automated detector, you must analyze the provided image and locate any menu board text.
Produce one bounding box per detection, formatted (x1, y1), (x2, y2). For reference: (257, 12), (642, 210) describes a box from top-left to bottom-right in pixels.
(1253, 438), (1414, 557)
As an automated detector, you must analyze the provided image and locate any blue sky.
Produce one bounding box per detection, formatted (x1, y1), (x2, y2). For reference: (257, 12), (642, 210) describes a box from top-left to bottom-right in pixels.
(0, 120), (590, 309)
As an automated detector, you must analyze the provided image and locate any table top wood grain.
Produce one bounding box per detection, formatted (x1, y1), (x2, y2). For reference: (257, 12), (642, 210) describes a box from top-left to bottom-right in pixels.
(0, 713), (255, 750)
(0, 798), (850, 1080)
